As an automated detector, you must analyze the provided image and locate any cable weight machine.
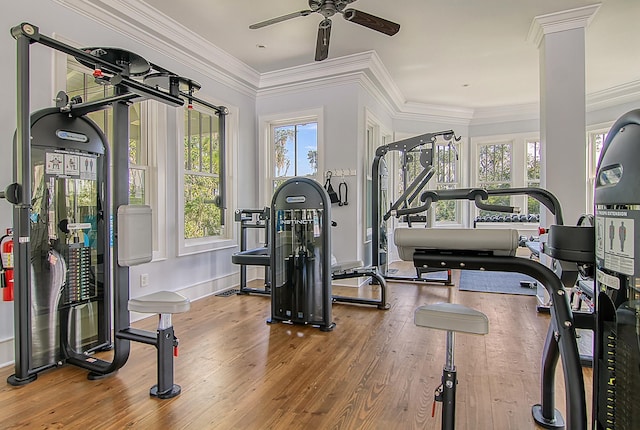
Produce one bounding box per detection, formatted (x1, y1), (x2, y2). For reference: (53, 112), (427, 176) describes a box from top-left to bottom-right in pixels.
(3, 22), (226, 389)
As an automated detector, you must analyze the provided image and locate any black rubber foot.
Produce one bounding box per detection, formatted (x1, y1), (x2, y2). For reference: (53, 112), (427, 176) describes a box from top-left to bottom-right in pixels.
(320, 322), (336, 332)
(87, 370), (117, 380)
(532, 404), (565, 429)
(150, 384), (181, 399)
(378, 303), (391, 310)
(7, 373), (37, 386)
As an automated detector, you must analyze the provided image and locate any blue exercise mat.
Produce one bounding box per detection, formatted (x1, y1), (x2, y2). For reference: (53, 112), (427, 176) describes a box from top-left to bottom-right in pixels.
(458, 270), (537, 296)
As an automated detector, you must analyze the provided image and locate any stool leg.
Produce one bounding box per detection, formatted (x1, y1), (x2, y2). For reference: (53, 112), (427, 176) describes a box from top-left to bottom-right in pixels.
(442, 331), (456, 430)
(150, 313), (181, 399)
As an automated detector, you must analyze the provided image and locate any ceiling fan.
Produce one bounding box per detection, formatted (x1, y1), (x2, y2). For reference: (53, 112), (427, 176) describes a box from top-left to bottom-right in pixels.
(249, 0), (400, 61)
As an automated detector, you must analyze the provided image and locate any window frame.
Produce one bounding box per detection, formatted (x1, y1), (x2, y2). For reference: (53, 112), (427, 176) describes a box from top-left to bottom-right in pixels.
(586, 124), (611, 212)
(175, 100), (236, 256)
(432, 140), (462, 225)
(470, 133), (542, 221)
(364, 112), (392, 243)
(258, 108), (324, 207)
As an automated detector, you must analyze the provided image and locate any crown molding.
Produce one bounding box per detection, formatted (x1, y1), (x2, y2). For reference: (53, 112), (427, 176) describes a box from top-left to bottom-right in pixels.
(395, 102), (474, 126)
(587, 79), (640, 112)
(471, 103), (539, 125)
(260, 51), (406, 110)
(50, 0), (639, 126)
(52, 0), (260, 98)
(527, 4), (601, 47)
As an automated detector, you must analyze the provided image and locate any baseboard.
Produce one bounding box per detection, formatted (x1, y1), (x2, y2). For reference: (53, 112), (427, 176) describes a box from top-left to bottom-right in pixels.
(245, 266), (365, 288)
(332, 277), (368, 288)
(129, 271), (240, 322)
(0, 337), (14, 369)
(0, 272), (242, 367)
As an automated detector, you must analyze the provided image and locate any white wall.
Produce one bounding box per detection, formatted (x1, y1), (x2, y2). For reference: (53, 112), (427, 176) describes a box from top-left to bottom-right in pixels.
(256, 82), (361, 263)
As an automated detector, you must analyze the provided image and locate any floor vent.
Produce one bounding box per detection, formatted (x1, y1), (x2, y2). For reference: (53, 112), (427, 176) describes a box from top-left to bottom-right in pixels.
(215, 289), (240, 297)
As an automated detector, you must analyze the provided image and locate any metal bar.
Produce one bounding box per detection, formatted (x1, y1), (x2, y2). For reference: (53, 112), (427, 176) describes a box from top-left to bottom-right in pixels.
(208, 115), (213, 173)
(102, 92), (134, 373)
(67, 93), (140, 117)
(179, 91), (224, 114)
(375, 130), (455, 156)
(538, 325), (561, 421)
(116, 328), (157, 346)
(10, 25), (35, 384)
(384, 167), (434, 221)
(442, 369), (457, 430)
(445, 331), (455, 371)
(371, 155), (382, 268)
(156, 326), (175, 395)
(218, 110), (227, 224)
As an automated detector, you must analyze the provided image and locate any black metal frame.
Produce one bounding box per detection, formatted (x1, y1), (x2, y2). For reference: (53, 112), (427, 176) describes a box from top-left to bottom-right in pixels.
(398, 184), (590, 428)
(232, 205), (389, 309)
(371, 130), (459, 285)
(6, 22), (226, 387)
(233, 208), (271, 296)
(412, 252), (587, 430)
(395, 186), (564, 226)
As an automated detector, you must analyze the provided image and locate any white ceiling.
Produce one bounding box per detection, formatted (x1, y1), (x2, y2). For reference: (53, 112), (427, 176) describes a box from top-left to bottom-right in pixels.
(148, 0), (639, 109)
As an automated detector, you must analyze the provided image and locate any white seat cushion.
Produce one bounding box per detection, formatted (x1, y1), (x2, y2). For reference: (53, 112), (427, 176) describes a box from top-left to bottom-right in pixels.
(415, 302), (489, 335)
(128, 291), (191, 314)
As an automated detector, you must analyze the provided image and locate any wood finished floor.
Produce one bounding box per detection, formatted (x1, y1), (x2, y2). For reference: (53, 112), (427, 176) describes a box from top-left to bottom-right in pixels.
(0, 270), (592, 429)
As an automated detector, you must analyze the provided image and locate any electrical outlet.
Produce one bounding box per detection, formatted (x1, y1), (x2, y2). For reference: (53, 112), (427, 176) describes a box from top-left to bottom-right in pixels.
(140, 273), (149, 287)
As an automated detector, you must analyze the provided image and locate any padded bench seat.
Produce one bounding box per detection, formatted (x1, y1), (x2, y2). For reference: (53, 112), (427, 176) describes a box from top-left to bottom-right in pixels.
(394, 228), (520, 260)
(415, 302), (489, 335)
(128, 291), (191, 315)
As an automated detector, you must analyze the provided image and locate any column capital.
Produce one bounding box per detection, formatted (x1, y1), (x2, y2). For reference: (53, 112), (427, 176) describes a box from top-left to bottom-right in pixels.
(527, 4), (601, 47)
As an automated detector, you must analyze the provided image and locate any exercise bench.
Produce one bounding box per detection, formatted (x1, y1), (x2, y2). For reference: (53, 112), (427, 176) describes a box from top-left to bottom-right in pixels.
(118, 290), (191, 399)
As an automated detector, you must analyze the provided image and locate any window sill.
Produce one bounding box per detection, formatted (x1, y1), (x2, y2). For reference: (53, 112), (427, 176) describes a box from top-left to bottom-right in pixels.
(178, 238), (236, 257)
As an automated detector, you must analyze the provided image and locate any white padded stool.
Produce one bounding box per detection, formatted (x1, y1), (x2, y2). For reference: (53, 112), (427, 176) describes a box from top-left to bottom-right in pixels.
(128, 291), (191, 399)
(415, 303), (489, 430)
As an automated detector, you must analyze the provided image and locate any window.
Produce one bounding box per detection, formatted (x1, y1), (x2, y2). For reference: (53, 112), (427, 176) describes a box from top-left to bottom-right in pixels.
(526, 140), (541, 215)
(271, 121), (318, 191)
(183, 103), (223, 239)
(587, 129), (607, 211)
(433, 142), (460, 223)
(66, 58), (149, 206)
(477, 142), (512, 216)
(259, 109), (323, 210)
(365, 116), (391, 242)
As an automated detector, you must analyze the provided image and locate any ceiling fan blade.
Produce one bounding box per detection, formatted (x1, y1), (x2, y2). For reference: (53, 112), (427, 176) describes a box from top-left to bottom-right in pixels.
(249, 10), (313, 29)
(315, 19), (332, 62)
(343, 9), (400, 36)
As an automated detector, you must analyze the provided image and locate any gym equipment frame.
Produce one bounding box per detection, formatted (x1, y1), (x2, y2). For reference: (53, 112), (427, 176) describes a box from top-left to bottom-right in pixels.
(395, 188), (589, 429)
(371, 130), (460, 285)
(4, 22), (226, 389)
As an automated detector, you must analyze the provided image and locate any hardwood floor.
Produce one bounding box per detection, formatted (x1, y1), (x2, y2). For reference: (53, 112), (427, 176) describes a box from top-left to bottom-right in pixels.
(0, 271), (592, 429)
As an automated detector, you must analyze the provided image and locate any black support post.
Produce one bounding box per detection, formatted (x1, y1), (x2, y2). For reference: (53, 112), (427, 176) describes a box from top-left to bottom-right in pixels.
(8, 23), (37, 386)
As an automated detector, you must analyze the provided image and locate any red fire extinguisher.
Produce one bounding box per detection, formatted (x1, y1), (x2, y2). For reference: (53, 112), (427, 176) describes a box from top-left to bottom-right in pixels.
(1, 228), (14, 302)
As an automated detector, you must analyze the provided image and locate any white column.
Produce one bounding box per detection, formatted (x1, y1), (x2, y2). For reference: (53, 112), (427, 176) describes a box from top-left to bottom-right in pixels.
(528, 5), (600, 226)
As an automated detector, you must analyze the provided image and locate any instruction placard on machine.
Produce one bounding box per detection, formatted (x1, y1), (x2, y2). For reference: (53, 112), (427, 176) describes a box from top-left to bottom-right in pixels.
(46, 150), (97, 181)
(596, 209), (637, 276)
